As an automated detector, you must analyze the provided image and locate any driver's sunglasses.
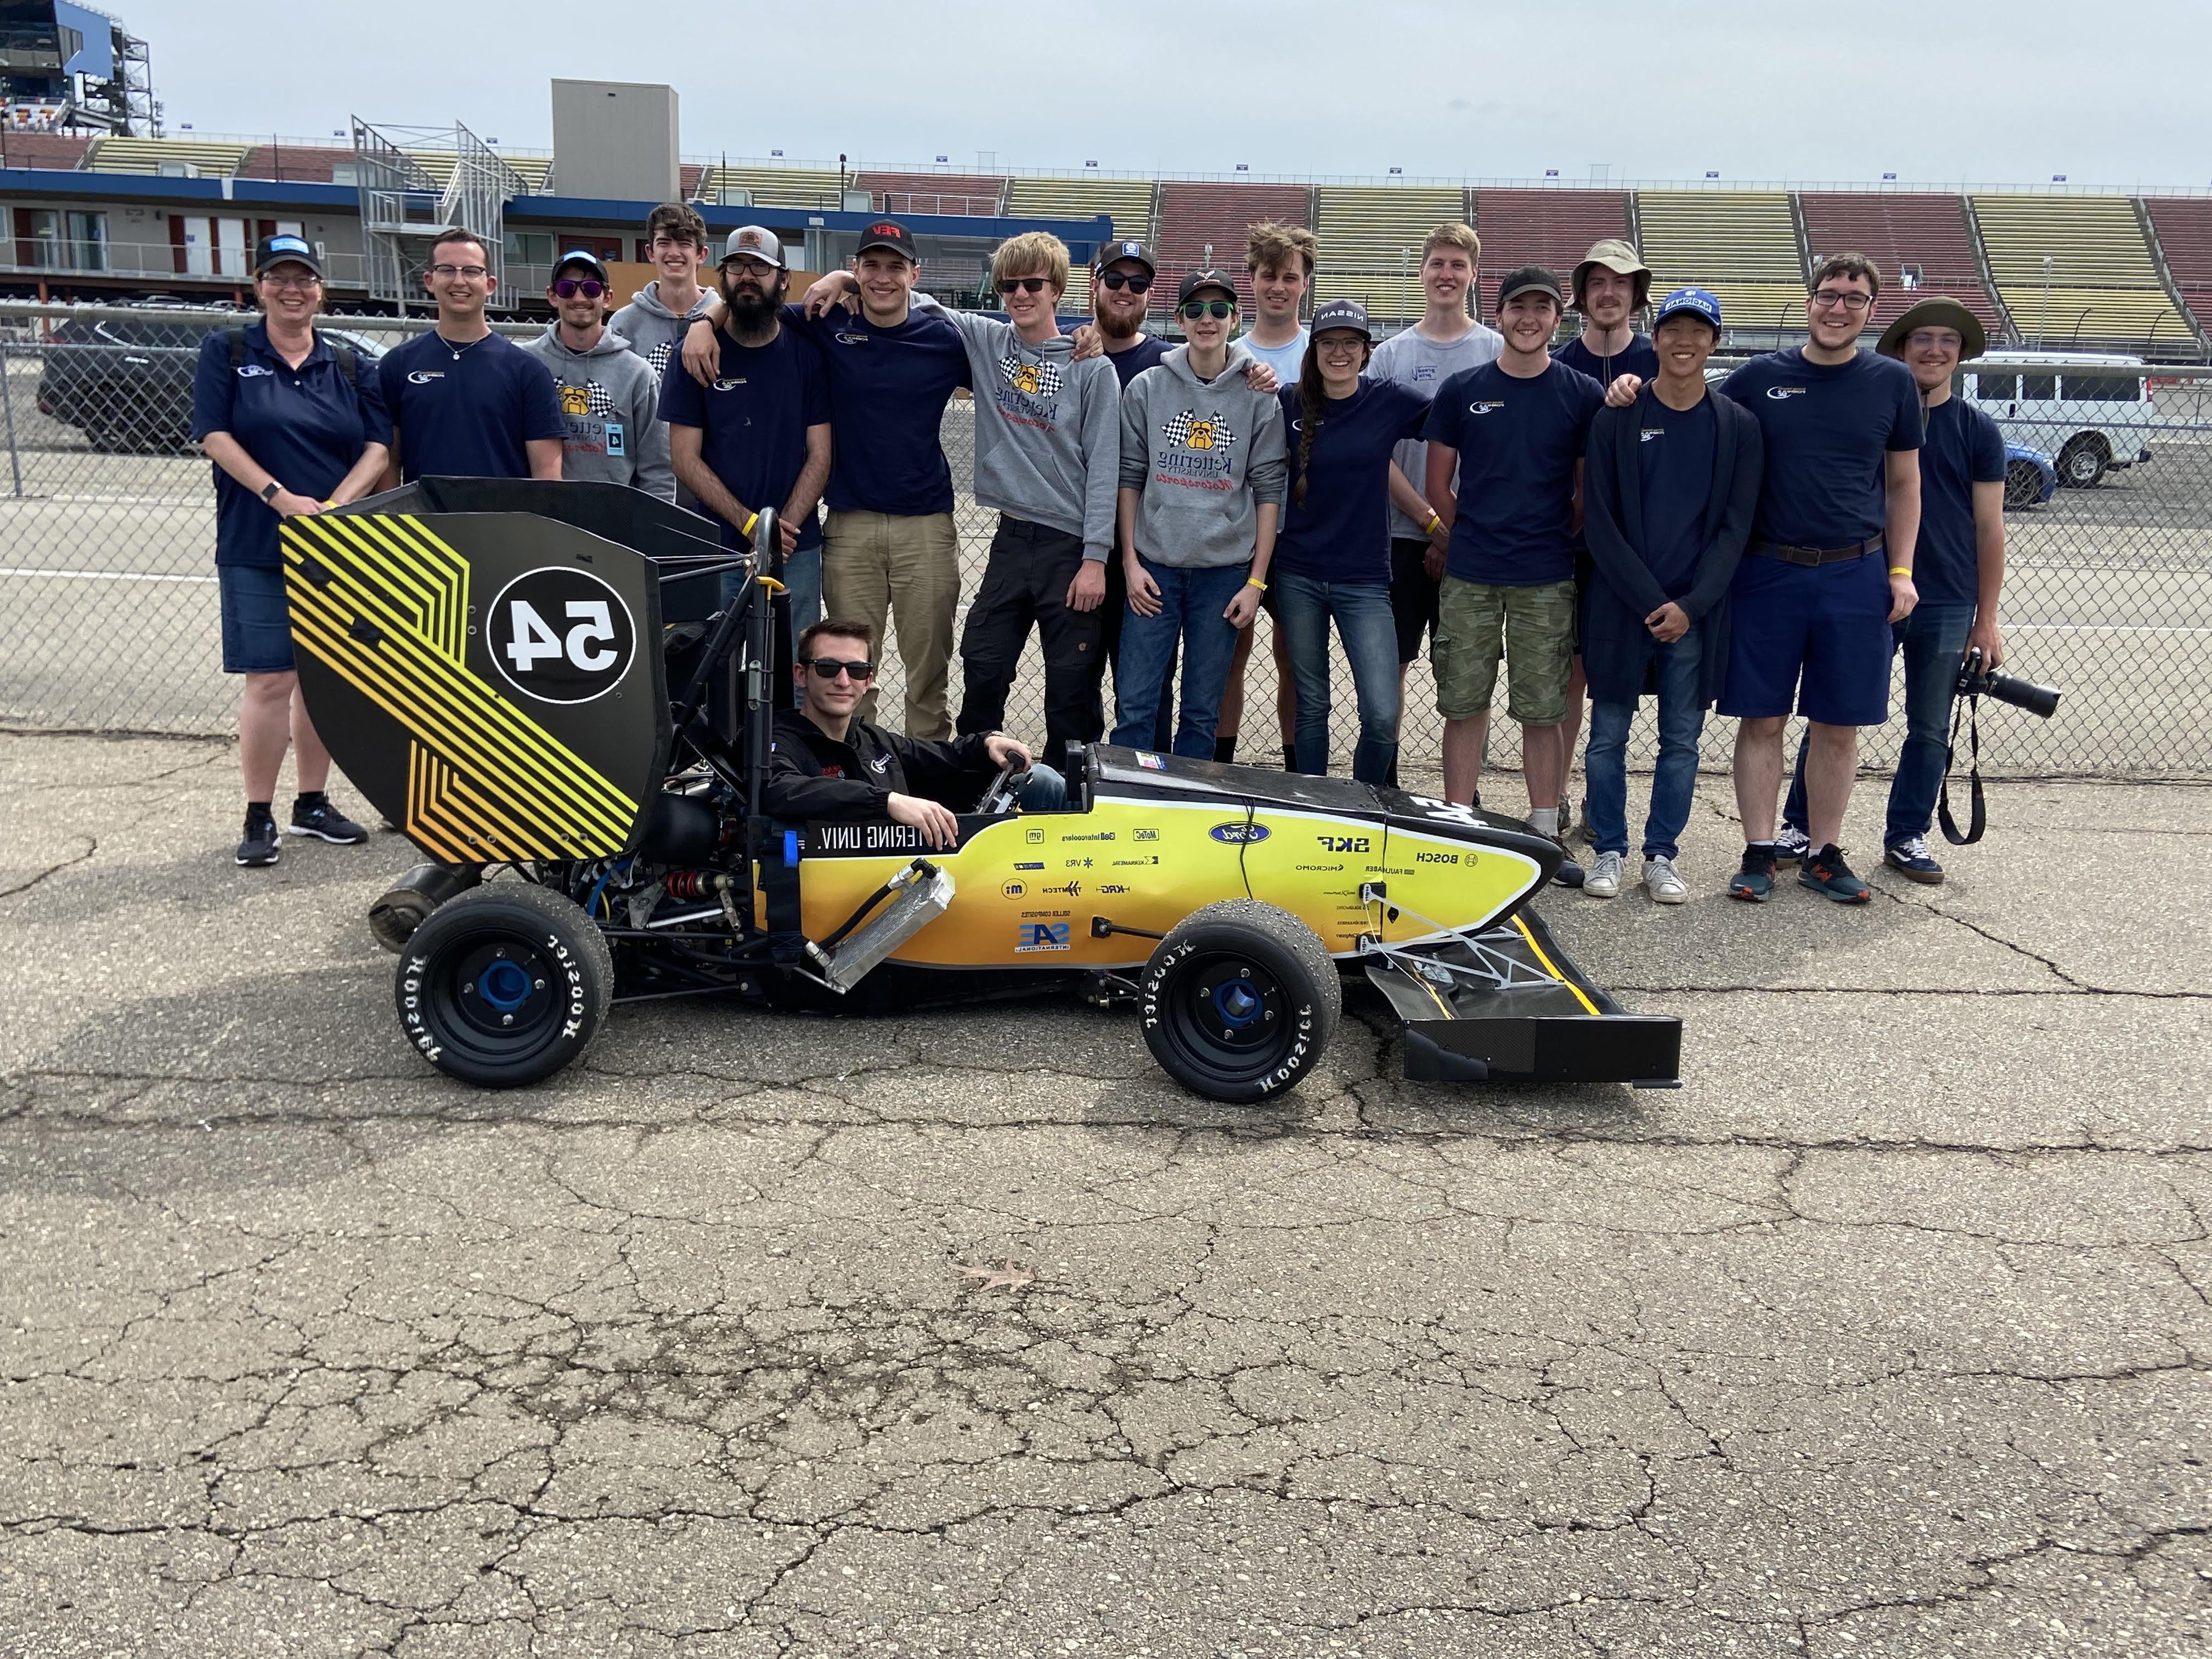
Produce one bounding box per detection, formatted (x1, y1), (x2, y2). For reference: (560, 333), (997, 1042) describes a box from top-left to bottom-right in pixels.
(1180, 299), (1234, 319)
(997, 275), (1050, 295)
(1098, 270), (1153, 292)
(804, 657), (876, 682)
(552, 278), (606, 300)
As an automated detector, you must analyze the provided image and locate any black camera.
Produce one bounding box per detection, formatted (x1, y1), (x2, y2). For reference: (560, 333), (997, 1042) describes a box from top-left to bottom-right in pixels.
(1956, 648), (2061, 720)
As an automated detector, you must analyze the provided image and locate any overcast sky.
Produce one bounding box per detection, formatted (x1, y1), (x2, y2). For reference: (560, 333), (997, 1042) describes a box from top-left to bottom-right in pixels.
(135, 0), (2211, 191)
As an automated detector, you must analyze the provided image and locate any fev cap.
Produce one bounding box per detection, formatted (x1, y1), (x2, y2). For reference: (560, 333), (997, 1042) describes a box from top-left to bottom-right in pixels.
(1177, 268), (1239, 306)
(1096, 239), (1156, 275)
(855, 218), (916, 259)
(1571, 237), (1651, 309)
(1308, 298), (1374, 341)
(1653, 286), (1723, 332)
(252, 233), (322, 278)
(721, 225), (786, 270)
(1877, 295), (1988, 362)
(1496, 265), (1564, 309)
(551, 248), (610, 283)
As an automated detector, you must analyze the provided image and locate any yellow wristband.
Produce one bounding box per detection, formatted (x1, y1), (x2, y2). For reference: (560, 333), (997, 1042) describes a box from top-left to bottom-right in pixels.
(1245, 577), (1267, 592)
(1424, 513), (1443, 536)
(321, 499), (337, 509)
(1888, 566), (1911, 578)
(742, 511), (759, 539)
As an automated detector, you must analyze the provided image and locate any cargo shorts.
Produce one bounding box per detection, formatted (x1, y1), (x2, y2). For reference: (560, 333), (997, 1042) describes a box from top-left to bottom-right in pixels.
(1432, 576), (1577, 725)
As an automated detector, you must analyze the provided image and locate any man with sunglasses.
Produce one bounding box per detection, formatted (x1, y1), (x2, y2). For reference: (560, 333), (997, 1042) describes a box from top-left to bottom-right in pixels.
(768, 619), (1066, 853)
(521, 250), (674, 499)
(376, 226), (565, 488)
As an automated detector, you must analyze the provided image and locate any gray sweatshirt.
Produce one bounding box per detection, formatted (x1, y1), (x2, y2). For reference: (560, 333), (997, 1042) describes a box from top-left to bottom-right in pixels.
(913, 294), (1121, 560)
(610, 280), (715, 383)
(520, 325), (675, 501)
(1118, 343), (1288, 569)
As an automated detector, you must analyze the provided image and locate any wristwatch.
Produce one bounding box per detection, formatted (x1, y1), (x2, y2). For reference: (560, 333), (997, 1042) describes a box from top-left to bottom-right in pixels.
(261, 481), (281, 504)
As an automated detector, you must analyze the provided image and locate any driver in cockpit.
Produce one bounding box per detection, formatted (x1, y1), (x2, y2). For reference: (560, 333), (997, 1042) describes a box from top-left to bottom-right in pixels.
(765, 617), (1066, 849)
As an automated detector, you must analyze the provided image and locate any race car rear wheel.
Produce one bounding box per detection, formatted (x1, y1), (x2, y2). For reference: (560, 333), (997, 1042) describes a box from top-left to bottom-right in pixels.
(1140, 900), (1340, 1104)
(394, 882), (613, 1087)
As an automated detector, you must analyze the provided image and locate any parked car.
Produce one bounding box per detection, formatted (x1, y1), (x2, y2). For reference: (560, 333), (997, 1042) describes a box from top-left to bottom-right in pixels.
(1962, 351), (2155, 488)
(2004, 440), (2058, 509)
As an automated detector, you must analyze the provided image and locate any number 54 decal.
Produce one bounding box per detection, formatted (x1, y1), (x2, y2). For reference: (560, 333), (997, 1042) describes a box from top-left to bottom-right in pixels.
(506, 599), (618, 672)
(487, 567), (637, 706)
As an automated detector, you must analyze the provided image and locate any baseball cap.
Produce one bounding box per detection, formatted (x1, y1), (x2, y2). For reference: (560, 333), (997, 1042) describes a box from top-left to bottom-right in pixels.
(551, 249), (610, 283)
(1877, 295), (1988, 362)
(855, 218), (917, 261)
(1496, 266), (1564, 309)
(1571, 238), (1651, 309)
(1652, 286), (1723, 334)
(1177, 268), (1238, 306)
(1308, 298), (1374, 341)
(252, 233), (322, 279)
(721, 225), (786, 270)
(1096, 239), (1156, 276)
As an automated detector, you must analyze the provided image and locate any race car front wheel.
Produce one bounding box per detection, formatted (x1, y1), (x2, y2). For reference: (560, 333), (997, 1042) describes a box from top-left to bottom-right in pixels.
(394, 882), (613, 1087)
(1140, 900), (1341, 1104)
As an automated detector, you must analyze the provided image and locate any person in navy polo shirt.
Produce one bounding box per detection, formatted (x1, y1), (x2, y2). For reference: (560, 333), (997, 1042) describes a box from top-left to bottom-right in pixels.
(376, 225), (565, 488)
(682, 217), (969, 738)
(1777, 295), (2007, 885)
(1272, 300), (1432, 785)
(191, 234), (391, 867)
(1422, 266), (1604, 882)
(658, 226), (832, 651)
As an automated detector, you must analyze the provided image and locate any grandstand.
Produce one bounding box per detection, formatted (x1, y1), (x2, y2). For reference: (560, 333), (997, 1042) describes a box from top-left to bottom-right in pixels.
(236, 143), (351, 184)
(404, 148), (553, 193)
(1152, 180), (1311, 304)
(1797, 191), (2004, 335)
(2141, 196), (2212, 342)
(1312, 184), (1466, 319)
(690, 163), (845, 207)
(1636, 190), (1806, 338)
(856, 171), (1006, 217)
(0, 131), (89, 168)
(1972, 193), (2193, 352)
(1469, 189), (1632, 318)
(1002, 174), (1155, 241)
(87, 135), (249, 177)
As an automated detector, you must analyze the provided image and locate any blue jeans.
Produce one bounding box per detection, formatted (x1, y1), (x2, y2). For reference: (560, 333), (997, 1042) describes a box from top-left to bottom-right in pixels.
(1274, 573), (1401, 785)
(1586, 624), (1705, 861)
(1784, 602), (1973, 848)
(1015, 763), (1068, 812)
(720, 544), (824, 662)
(1110, 558), (1248, 760)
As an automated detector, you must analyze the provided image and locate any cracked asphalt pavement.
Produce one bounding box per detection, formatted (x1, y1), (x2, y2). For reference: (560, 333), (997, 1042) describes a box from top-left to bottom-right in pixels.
(1, 732), (2205, 1658)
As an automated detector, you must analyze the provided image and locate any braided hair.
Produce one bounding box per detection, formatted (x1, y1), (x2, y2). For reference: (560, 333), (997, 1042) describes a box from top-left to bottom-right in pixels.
(1293, 334), (1370, 507)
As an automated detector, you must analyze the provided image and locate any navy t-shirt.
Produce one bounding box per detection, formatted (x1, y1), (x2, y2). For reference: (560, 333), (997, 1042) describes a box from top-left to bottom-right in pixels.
(190, 324), (391, 568)
(1423, 360), (1605, 586)
(658, 326), (832, 554)
(1915, 397), (2005, 608)
(1554, 333), (1660, 388)
(377, 330), (565, 482)
(785, 302), (967, 516)
(1635, 393), (1718, 595)
(1273, 379), (1433, 585)
(1720, 348), (1922, 549)
(1099, 335), (1171, 388)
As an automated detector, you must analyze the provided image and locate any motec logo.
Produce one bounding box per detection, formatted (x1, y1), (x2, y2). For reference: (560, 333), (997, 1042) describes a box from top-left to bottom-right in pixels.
(488, 566), (637, 706)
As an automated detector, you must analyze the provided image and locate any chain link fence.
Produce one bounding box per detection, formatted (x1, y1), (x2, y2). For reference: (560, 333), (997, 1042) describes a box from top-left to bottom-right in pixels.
(3, 300), (2208, 781)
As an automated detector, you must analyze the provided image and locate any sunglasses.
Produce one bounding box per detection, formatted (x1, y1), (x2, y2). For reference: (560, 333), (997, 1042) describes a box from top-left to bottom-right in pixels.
(1179, 299), (1235, 319)
(552, 278), (606, 300)
(804, 657), (876, 682)
(997, 276), (1051, 295)
(1098, 270), (1153, 292)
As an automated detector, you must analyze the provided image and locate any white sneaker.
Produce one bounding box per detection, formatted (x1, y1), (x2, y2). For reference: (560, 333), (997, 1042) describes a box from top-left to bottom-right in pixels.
(1585, 850), (1626, 897)
(1644, 855), (1689, 905)
(1773, 826), (1812, 865)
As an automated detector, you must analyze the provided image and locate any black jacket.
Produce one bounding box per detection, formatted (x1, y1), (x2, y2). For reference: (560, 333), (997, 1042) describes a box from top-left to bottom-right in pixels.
(1582, 386), (1763, 709)
(765, 708), (996, 820)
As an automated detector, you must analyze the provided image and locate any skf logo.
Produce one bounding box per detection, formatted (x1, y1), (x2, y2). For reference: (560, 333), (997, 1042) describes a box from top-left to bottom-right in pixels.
(1002, 881), (1025, 899)
(1466, 399), (1505, 415)
(1317, 833), (1370, 853)
(1767, 386), (1808, 400)
(407, 370), (444, 385)
(1166, 410), (1234, 450)
(1017, 921), (1072, 953)
(1210, 822), (1270, 844)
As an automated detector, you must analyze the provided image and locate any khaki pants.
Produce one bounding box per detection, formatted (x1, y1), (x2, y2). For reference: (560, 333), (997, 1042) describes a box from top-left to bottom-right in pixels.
(821, 509), (961, 738)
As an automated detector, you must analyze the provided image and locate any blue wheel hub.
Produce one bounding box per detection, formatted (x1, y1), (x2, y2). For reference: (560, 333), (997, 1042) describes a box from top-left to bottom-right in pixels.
(477, 958), (533, 1012)
(1210, 977), (1262, 1030)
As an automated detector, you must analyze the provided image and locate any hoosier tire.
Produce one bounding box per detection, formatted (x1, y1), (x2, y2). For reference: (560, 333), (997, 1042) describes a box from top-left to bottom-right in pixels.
(1139, 899), (1340, 1104)
(394, 882), (614, 1087)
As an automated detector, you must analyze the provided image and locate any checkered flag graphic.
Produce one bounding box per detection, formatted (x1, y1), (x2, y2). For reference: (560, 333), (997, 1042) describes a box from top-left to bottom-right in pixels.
(584, 380), (616, 417)
(999, 353), (1063, 399)
(645, 341), (674, 380)
(1163, 409), (1235, 450)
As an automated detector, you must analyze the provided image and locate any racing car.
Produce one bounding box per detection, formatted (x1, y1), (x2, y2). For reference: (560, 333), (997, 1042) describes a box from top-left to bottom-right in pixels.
(279, 479), (1679, 1103)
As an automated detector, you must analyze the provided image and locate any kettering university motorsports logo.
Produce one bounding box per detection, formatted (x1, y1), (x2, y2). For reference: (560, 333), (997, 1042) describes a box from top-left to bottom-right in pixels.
(997, 353), (1063, 426)
(1155, 410), (1238, 487)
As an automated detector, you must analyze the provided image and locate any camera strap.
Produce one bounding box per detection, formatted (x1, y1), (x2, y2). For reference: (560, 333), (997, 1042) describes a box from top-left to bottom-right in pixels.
(1938, 694), (1987, 847)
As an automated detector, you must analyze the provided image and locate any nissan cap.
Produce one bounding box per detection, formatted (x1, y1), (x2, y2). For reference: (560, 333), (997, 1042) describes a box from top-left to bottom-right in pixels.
(1308, 298), (1374, 341)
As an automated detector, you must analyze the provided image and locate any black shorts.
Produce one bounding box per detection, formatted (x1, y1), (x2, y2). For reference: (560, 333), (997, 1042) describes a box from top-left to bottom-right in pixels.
(1389, 537), (1441, 663)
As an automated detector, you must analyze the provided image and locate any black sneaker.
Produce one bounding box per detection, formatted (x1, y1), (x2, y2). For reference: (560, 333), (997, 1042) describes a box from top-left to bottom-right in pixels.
(236, 816), (280, 867)
(1729, 843), (1778, 903)
(1799, 843), (1872, 905)
(290, 800), (369, 845)
(1550, 843), (1585, 888)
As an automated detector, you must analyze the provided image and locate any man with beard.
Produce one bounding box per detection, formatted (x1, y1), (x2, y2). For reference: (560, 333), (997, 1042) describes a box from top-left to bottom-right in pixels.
(657, 226), (832, 645)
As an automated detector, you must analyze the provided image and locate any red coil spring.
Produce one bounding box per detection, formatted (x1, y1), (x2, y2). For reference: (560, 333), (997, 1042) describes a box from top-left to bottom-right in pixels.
(664, 869), (718, 900)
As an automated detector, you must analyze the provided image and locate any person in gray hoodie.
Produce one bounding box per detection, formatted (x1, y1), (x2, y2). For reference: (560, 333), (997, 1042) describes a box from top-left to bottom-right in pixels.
(609, 203), (715, 382)
(521, 251), (673, 500)
(1110, 270), (1287, 760)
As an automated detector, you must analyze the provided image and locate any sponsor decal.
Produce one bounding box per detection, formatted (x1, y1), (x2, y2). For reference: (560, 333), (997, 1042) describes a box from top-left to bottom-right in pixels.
(1060, 830), (1115, 842)
(1135, 754), (1165, 772)
(867, 754), (890, 775)
(235, 364), (274, 379)
(1017, 922), (1072, 953)
(1295, 862), (1344, 872)
(406, 369), (444, 385)
(1640, 427), (1664, 443)
(1133, 826), (1160, 840)
(834, 331), (870, 346)
(1002, 881), (1026, 899)
(1210, 822), (1270, 845)
(1043, 880), (1082, 897)
(1020, 909), (1071, 919)
(1097, 883), (1131, 895)
(1065, 856), (1093, 868)
(1766, 385), (1807, 400)
(1466, 399), (1504, 415)
(1111, 856), (1160, 867)
(1014, 861), (1044, 871)
(1025, 827), (1045, 844)
(712, 376), (747, 392)
(809, 821), (948, 854)
(1316, 833), (1370, 853)
(1415, 850), (1461, 865)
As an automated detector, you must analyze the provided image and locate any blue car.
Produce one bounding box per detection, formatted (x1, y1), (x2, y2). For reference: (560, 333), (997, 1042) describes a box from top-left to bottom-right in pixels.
(2004, 441), (2058, 509)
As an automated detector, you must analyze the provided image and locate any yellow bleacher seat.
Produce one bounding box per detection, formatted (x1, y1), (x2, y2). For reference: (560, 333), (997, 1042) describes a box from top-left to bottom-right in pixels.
(403, 149), (554, 193)
(1002, 175), (1157, 241)
(87, 137), (251, 178)
(695, 166), (847, 209)
(1312, 185), (1468, 322)
(1972, 194), (2183, 347)
(1634, 190), (1805, 333)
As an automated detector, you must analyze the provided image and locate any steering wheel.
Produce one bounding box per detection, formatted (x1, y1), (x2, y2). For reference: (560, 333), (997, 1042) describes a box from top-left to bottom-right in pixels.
(974, 753), (1032, 817)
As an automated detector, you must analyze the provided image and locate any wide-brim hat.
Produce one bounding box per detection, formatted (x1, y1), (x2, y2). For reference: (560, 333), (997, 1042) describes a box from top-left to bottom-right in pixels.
(1572, 238), (1651, 311)
(1878, 296), (1988, 362)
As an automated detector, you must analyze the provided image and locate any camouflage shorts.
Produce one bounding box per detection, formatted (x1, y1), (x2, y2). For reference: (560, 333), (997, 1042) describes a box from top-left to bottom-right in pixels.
(1432, 577), (1577, 724)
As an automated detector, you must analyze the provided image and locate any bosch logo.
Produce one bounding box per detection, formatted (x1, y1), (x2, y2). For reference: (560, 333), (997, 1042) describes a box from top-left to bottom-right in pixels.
(1210, 822), (1270, 844)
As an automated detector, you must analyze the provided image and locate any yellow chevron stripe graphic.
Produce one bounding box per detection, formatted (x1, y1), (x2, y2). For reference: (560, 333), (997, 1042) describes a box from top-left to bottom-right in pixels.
(299, 515), (469, 662)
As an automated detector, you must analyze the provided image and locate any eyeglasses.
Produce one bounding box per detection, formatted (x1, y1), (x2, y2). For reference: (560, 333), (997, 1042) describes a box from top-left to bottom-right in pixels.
(552, 278), (606, 300)
(1098, 270), (1153, 292)
(428, 263), (490, 281)
(722, 260), (777, 280)
(804, 657), (876, 682)
(261, 272), (320, 290)
(1808, 290), (1874, 311)
(1314, 336), (1367, 356)
(997, 276), (1051, 296)
(1904, 329), (1963, 349)
(1180, 299), (1235, 319)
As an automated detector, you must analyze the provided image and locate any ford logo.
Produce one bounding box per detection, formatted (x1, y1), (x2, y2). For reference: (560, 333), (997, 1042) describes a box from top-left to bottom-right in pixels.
(1210, 822), (1271, 844)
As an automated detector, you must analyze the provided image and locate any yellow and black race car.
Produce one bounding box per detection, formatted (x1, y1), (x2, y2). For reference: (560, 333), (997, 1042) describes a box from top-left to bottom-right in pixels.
(281, 481), (1678, 1103)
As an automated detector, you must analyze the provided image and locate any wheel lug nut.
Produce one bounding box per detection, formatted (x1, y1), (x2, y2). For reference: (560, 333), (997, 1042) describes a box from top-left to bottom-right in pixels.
(501, 1014), (514, 1026)
(462, 981), (475, 996)
(533, 979), (546, 990)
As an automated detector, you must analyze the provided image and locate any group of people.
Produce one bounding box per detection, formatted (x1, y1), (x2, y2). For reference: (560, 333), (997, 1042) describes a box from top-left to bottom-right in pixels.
(192, 204), (2008, 916)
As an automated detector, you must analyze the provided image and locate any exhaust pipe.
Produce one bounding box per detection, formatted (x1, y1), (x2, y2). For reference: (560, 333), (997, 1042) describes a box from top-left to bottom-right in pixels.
(368, 864), (481, 953)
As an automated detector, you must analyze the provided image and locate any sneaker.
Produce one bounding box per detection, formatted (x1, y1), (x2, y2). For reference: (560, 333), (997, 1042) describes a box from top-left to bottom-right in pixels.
(1584, 850), (1626, 897)
(1550, 844), (1585, 888)
(1729, 844), (1777, 903)
(1644, 855), (1690, 905)
(1572, 794), (1593, 842)
(290, 799), (369, 845)
(1800, 844), (1872, 905)
(235, 816), (280, 867)
(1772, 826), (1812, 867)
(1884, 836), (1945, 885)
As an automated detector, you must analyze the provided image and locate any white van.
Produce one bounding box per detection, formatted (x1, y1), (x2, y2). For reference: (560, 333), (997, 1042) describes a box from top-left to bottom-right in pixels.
(1961, 351), (2155, 488)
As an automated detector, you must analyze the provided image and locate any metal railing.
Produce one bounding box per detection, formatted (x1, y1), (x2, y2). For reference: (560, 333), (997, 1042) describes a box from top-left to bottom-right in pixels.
(2, 300), (2207, 781)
